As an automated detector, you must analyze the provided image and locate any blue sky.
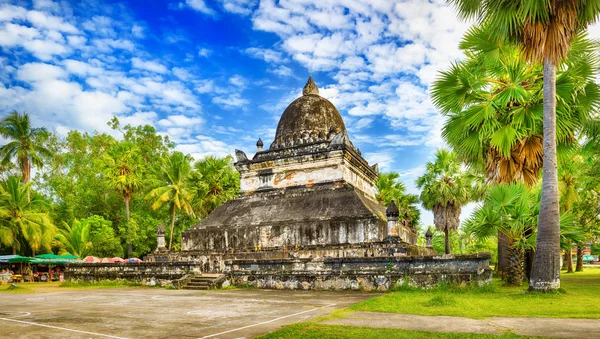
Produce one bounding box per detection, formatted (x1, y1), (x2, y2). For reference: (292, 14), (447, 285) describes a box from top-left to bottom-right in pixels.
(6, 0), (575, 226)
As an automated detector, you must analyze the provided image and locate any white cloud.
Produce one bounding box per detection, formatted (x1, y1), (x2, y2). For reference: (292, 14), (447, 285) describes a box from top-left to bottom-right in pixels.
(184, 0), (216, 16)
(219, 0), (257, 15)
(131, 24), (144, 38)
(228, 75), (247, 87)
(271, 65), (292, 77)
(245, 47), (284, 63)
(198, 47), (211, 57)
(212, 93), (249, 109)
(0, 5), (27, 22)
(176, 135), (233, 159)
(26, 10), (78, 34)
(131, 57), (168, 73)
(16, 62), (66, 82)
(63, 59), (103, 76)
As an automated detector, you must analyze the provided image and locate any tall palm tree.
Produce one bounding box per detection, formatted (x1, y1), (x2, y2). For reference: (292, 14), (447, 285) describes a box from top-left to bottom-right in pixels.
(189, 156), (239, 218)
(445, 0), (600, 291)
(416, 149), (472, 254)
(147, 152), (194, 250)
(432, 27), (599, 278)
(102, 141), (143, 258)
(0, 111), (52, 183)
(432, 27), (599, 186)
(54, 220), (93, 258)
(376, 172), (421, 228)
(0, 176), (55, 255)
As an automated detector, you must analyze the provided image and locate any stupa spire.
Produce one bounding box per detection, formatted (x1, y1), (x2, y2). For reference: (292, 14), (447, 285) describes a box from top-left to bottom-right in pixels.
(302, 75), (319, 96)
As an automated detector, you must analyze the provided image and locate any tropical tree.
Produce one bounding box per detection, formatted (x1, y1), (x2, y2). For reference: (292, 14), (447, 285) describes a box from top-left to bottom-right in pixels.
(0, 176), (55, 255)
(416, 149), (472, 254)
(466, 183), (538, 285)
(447, 0), (600, 293)
(102, 141), (143, 258)
(147, 152), (195, 250)
(376, 172), (421, 228)
(189, 156), (239, 218)
(53, 215), (122, 258)
(0, 111), (52, 183)
(54, 220), (93, 258)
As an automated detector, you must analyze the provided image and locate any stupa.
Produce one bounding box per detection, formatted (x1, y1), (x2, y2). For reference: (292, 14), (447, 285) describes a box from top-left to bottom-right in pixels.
(182, 77), (416, 251)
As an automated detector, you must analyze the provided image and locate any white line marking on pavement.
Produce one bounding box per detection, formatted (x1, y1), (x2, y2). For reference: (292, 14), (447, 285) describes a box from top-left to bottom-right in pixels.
(0, 317), (129, 339)
(7, 312), (31, 319)
(197, 303), (336, 339)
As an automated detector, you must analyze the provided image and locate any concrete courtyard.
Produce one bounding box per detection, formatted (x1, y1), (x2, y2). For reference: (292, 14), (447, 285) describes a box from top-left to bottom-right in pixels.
(0, 287), (375, 339)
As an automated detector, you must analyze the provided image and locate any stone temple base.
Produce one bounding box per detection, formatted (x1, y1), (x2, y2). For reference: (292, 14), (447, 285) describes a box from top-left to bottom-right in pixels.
(225, 253), (493, 291)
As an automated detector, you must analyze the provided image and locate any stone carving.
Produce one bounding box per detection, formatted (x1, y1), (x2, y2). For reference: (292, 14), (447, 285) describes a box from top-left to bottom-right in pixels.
(234, 149), (248, 162)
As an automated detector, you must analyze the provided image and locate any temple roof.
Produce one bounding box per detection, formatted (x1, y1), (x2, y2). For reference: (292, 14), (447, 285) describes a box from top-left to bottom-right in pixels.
(272, 76), (346, 148)
(189, 183), (386, 230)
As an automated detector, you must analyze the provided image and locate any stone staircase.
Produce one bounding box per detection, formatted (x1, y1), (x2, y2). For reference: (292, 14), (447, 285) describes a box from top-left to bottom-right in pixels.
(182, 274), (225, 290)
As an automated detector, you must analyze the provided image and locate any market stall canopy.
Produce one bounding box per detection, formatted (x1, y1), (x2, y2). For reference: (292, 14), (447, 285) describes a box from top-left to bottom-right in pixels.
(35, 254), (78, 260)
(0, 255), (27, 263)
(7, 256), (37, 263)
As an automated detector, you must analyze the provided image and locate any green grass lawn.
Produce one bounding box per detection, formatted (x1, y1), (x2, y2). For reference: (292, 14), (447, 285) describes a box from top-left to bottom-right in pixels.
(350, 268), (600, 319)
(258, 323), (562, 339)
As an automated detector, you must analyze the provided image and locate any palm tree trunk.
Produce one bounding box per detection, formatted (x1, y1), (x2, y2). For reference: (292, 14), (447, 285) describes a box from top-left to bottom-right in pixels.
(169, 204), (176, 250)
(562, 251), (569, 270)
(566, 247), (574, 273)
(530, 58), (561, 292)
(125, 196), (132, 258)
(507, 245), (524, 286)
(576, 246), (584, 272)
(444, 227), (450, 255)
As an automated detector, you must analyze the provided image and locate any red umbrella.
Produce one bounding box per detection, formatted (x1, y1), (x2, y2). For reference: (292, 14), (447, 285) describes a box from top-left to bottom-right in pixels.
(83, 256), (100, 263)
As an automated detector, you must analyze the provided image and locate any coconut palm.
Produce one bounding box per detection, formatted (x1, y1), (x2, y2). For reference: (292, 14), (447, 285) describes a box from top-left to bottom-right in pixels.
(376, 172), (421, 228)
(442, 1), (600, 290)
(0, 176), (55, 255)
(102, 141), (143, 258)
(147, 152), (195, 250)
(416, 149), (472, 254)
(53, 220), (93, 258)
(0, 111), (52, 183)
(189, 156), (239, 218)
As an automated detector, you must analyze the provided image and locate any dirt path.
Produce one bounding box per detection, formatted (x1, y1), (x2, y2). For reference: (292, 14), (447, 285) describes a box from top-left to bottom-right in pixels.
(322, 311), (600, 339)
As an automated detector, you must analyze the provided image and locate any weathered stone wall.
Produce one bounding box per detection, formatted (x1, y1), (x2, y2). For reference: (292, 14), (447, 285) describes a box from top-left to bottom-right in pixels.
(146, 241), (433, 270)
(64, 262), (202, 286)
(183, 217), (386, 251)
(224, 253), (492, 291)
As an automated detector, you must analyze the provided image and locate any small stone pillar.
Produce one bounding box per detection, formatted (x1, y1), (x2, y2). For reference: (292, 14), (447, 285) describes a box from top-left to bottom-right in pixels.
(156, 224), (166, 250)
(386, 200), (399, 236)
(425, 228), (433, 248)
(256, 138), (263, 152)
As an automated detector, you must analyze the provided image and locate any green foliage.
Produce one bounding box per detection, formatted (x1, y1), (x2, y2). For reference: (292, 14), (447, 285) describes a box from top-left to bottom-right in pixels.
(416, 149), (476, 253)
(53, 215), (122, 258)
(376, 172), (420, 227)
(189, 156), (239, 218)
(0, 176), (55, 255)
(147, 151), (195, 250)
(0, 114), (242, 258)
(432, 28), (600, 186)
(431, 228), (498, 264)
(0, 111), (52, 182)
